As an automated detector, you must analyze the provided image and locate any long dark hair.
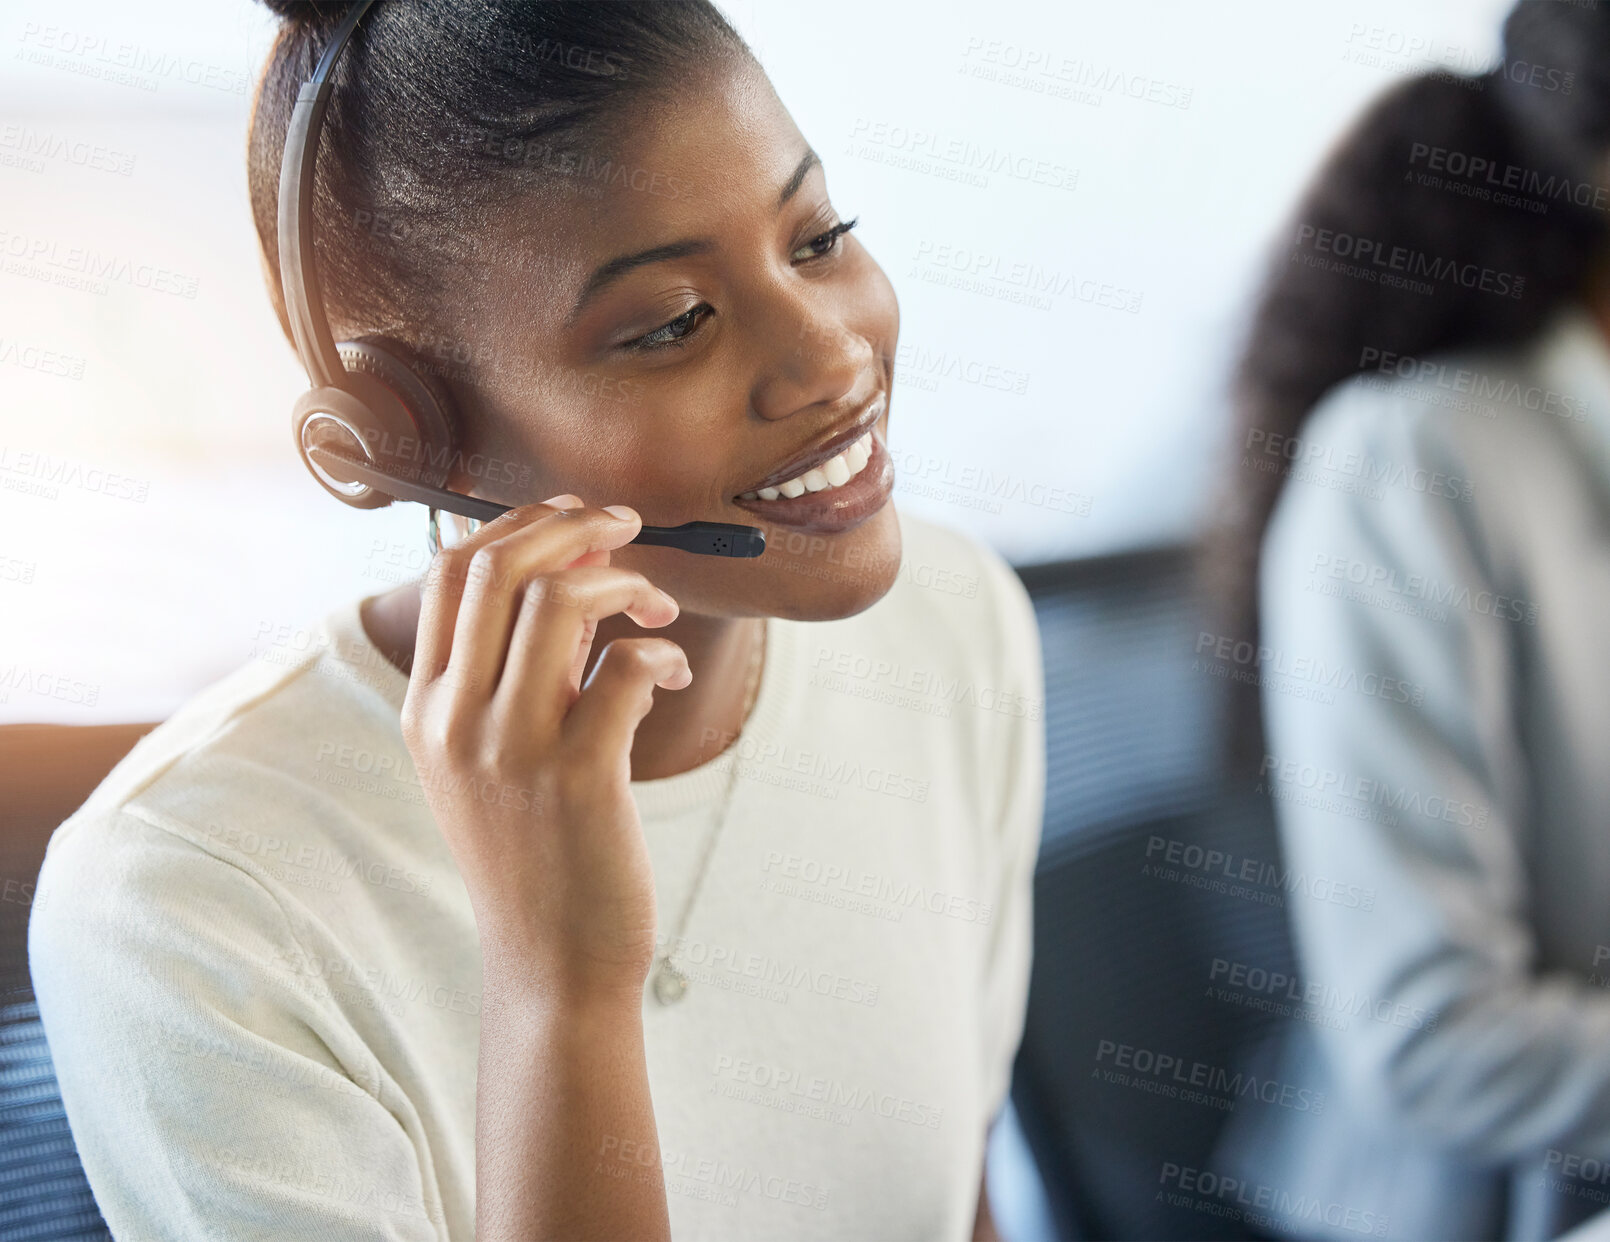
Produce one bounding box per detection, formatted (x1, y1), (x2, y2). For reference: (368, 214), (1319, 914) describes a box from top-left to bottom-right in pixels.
(247, 0), (750, 352)
(1205, 0), (1610, 770)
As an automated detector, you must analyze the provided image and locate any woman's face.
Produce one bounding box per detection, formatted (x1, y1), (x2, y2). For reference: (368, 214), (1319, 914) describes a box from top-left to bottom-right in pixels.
(444, 55), (902, 622)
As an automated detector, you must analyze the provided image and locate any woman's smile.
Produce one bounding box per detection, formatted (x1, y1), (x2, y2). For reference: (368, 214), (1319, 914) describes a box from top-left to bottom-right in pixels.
(730, 392), (894, 534)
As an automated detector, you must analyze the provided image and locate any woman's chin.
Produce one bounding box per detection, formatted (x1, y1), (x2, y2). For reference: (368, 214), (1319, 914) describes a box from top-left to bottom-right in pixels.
(757, 504), (903, 622)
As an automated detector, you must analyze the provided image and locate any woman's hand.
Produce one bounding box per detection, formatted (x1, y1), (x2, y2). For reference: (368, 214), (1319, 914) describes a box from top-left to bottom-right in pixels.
(399, 494), (689, 1005)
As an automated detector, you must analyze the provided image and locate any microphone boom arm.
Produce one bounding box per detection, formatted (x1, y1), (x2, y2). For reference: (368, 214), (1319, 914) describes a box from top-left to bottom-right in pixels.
(305, 444), (766, 558)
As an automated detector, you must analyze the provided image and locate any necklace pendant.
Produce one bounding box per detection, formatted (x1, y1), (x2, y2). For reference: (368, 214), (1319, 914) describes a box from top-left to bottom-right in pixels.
(651, 960), (689, 1006)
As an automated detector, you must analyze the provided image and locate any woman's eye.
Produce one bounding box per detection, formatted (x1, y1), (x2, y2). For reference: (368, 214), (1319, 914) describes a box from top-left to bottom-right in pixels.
(626, 304), (711, 351)
(791, 216), (859, 264)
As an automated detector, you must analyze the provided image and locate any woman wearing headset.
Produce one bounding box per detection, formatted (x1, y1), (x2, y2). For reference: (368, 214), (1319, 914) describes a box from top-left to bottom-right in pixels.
(1206, 2), (1610, 1238)
(28, 2), (1045, 1240)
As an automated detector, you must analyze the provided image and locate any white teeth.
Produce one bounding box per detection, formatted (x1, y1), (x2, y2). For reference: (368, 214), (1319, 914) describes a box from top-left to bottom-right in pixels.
(737, 429), (875, 501)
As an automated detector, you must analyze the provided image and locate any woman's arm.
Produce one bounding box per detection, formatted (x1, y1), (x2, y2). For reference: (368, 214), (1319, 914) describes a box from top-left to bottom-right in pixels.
(474, 977), (663, 1241)
(1257, 387), (1610, 1160)
(399, 500), (688, 1240)
(30, 809), (446, 1241)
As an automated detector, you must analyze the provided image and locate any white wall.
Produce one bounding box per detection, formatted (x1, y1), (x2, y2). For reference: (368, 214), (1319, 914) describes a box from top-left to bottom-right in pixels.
(0, 0), (1514, 722)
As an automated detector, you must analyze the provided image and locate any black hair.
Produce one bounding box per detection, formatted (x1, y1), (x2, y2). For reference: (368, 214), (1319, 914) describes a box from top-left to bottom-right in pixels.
(1204, 0), (1610, 771)
(247, 0), (753, 353)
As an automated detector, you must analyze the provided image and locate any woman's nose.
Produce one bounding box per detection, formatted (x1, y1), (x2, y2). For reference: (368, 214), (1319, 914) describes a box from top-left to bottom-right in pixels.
(749, 308), (873, 422)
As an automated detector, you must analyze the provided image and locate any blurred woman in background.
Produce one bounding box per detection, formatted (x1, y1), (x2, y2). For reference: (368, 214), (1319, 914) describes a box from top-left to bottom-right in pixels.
(1207, 1), (1610, 1238)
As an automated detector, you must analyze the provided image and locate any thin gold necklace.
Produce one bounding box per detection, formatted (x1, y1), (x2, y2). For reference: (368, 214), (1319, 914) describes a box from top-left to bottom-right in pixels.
(650, 618), (767, 1006)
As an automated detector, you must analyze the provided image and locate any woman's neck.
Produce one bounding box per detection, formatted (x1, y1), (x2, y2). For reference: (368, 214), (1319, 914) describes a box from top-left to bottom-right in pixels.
(360, 582), (764, 782)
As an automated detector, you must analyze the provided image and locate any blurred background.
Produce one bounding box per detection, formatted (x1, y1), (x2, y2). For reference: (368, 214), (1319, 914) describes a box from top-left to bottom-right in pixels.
(0, 0), (1512, 724)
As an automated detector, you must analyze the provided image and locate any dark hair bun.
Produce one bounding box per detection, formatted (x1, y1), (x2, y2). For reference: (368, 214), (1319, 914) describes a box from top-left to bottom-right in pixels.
(256, 0), (356, 24)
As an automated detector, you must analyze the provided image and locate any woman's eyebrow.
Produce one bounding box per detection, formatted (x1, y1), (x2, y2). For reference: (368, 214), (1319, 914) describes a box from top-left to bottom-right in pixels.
(566, 147), (823, 324)
(777, 148), (820, 208)
(568, 238), (715, 323)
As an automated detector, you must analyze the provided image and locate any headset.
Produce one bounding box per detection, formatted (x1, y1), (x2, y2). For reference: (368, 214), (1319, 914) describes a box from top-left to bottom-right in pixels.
(277, 0), (765, 558)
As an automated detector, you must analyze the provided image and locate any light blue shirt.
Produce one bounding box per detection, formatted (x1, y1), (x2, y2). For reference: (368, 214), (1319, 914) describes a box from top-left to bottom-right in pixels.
(1214, 307), (1610, 1242)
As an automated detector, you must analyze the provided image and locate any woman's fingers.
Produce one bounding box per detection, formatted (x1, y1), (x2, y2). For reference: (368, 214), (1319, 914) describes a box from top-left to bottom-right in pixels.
(415, 499), (652, 694)
(560, 637), (694, 762)
(495, 566), (681, 730)
(412, 502), (559, 685)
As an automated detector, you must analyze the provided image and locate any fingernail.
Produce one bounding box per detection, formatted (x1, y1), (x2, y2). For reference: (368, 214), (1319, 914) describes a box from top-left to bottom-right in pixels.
(543, 493), (583, 507)
(603, 504), (640, 523)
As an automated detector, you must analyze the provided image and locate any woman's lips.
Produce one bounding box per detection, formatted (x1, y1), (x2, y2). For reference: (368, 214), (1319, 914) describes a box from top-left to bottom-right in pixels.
(729, 425), (894, 535)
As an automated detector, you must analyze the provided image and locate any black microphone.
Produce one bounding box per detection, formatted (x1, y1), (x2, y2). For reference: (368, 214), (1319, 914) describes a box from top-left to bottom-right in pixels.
(306, 444), (766, 558)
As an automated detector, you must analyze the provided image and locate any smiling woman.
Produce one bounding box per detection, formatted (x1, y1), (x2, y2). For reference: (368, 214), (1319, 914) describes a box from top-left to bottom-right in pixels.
(26, 3), (1045, 1241)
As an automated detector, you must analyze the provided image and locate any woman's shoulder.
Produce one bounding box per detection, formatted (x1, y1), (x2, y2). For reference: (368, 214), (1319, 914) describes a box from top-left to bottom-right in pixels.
(41, 597), (431, 923)
(1261, 311), (1610, 581)
(1294, 311), (1599, 480)
(851, 511), (1041, 689)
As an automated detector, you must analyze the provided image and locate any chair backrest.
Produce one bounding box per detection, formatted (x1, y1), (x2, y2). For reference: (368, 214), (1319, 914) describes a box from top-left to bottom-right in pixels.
(1010, 548), (1297, 1240)
(1, 722), (156, 1241)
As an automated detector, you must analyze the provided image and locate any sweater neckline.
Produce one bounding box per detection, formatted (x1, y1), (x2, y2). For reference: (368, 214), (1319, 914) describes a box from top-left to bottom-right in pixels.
(323, 594), (795, 820)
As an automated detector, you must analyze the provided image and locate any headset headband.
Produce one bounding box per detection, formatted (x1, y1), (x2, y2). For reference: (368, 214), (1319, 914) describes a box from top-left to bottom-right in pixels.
(277, 0), (378, 389)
